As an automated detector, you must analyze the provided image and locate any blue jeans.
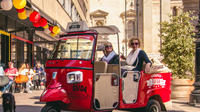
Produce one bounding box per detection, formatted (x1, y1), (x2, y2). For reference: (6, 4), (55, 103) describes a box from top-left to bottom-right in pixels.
(0, 79), (13, 93)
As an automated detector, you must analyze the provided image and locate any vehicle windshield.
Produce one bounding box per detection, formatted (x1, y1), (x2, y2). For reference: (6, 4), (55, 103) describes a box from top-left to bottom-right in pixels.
(50, 36), (94, 60)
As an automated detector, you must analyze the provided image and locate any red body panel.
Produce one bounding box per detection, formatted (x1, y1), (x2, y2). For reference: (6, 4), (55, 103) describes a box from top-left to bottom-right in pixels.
(41, 60), (94, 111)
(119, 71), (171, 109)
(40, 87), (69, 104)
(45, 60), (93, 86)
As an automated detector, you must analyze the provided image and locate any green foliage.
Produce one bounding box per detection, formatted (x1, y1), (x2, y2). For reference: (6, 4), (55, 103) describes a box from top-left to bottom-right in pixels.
(159, 11), (196, 79)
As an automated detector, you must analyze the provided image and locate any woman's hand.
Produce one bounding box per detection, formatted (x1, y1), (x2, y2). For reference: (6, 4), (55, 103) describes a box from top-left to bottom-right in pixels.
(120, 53), (126, 60)
(145, 63), (151, 73)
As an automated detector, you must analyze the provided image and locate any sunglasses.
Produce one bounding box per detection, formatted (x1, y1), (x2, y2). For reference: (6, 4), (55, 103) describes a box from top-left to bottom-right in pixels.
(131, 42), (139, 45)
(105, 45), (112, 48)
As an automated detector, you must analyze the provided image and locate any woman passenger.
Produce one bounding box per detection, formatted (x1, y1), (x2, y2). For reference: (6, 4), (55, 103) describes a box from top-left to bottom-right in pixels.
(101, 42), (119, 64)
(121, 37), (151, 72)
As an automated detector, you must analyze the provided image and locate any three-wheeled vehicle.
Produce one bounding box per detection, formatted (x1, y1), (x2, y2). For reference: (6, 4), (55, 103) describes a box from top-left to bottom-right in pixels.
(40, 21), (172, 112)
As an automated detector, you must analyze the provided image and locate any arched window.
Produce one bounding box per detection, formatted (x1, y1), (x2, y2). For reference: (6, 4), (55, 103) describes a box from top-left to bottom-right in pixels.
(173, 6), (178, 16)
(127, 20), (136, 38)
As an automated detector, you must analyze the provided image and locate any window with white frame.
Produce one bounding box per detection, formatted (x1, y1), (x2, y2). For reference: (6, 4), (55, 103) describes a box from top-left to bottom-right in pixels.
(127, 20), (136, 38)
(65, 0), (72, 17)
(173, 6), (178, 16)
(58, 0), (80, 21)
(71, 5), (80, 22)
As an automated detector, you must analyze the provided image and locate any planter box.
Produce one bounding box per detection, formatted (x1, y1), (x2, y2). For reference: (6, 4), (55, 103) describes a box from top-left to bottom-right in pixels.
(171, 79), (194, 100)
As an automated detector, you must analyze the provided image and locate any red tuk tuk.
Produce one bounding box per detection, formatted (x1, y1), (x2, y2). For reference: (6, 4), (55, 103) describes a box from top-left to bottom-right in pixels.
(40, 21), (172, 112)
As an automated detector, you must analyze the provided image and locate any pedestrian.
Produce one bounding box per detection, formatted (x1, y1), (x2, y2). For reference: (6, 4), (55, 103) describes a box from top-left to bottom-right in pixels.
(121, 37), (151, 73)
(25, 63), (34, 93)
(4, 61), (18, 93)
(101, 42), (119, 64)
(17, 63), (29, 93)
(33, 61), (45, 90)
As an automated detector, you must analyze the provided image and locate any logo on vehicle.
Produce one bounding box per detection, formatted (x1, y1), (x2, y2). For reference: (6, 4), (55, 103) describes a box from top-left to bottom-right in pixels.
(73, 84), (87, 93)
(147, 78), (166, 88)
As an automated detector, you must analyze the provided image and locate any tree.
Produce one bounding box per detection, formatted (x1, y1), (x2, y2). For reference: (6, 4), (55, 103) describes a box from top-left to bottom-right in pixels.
(159, 11), (196, 79)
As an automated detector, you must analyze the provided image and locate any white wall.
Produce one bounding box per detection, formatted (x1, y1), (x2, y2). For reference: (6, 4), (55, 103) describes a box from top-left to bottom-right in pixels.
(90, 0), (125, 54)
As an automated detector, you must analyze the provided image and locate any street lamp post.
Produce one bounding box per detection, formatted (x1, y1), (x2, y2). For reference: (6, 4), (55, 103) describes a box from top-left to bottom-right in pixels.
(125, 0), (127, 57)
(189, 0), (200, 106)
(136, 0), (139, 38)
(124, 0), (139, 55)
(125, 0), (138, 56)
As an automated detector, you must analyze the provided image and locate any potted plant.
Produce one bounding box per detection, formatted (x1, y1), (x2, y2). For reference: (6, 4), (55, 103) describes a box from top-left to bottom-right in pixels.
(159, 11), (196, 100)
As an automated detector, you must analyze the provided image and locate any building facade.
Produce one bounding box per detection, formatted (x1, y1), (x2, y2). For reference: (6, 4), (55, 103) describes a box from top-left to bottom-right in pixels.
(0, 0), (90, 68)
(90, 0), (198, 58)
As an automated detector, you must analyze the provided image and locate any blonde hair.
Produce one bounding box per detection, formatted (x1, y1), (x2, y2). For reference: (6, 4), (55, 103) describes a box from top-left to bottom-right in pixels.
(19, 63), (26, 73)
(104, 42), (112, 47)
(103, 42), (113, 55)
(128, 37), (141, 48)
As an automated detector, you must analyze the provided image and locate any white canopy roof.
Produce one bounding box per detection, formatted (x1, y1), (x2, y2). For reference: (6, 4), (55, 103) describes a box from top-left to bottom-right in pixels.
(89, 25), (120, 35)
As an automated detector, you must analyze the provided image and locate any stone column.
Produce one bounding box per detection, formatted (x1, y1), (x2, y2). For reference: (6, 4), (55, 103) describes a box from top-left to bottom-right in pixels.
(142, 0), (170, 56)
(143, 0), (153, 53)
(161, 0), (170, 22)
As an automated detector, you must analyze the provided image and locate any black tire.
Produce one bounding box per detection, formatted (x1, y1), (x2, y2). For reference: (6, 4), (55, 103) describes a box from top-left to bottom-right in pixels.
(146, 99), (161, 112)
(41, 104), (61, 112)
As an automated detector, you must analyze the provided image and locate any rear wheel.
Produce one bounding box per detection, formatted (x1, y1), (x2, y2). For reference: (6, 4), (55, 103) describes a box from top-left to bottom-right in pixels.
(41, 104), (61, 112)
(146, 99), (161, 112)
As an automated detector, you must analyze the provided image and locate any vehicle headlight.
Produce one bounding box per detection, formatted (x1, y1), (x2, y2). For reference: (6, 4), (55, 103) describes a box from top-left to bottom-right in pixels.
(41, 90), (47, 97)
(67, 71), (83, 83)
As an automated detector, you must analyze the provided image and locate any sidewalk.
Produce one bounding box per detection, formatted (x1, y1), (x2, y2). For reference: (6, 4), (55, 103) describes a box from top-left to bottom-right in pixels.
(0, 90), (45, 112)
(0, 90), (200, 112)
(170, 99), (200, 112)
(115, 99), (200, 112)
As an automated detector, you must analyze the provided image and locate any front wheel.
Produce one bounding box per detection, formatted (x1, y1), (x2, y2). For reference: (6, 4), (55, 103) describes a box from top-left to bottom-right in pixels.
(146, 99), (161, 112)
(41, 104), (61, 112)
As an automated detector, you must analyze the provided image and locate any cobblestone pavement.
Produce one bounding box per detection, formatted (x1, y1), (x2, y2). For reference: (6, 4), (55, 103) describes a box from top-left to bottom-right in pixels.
(0, 89), (200, 112)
